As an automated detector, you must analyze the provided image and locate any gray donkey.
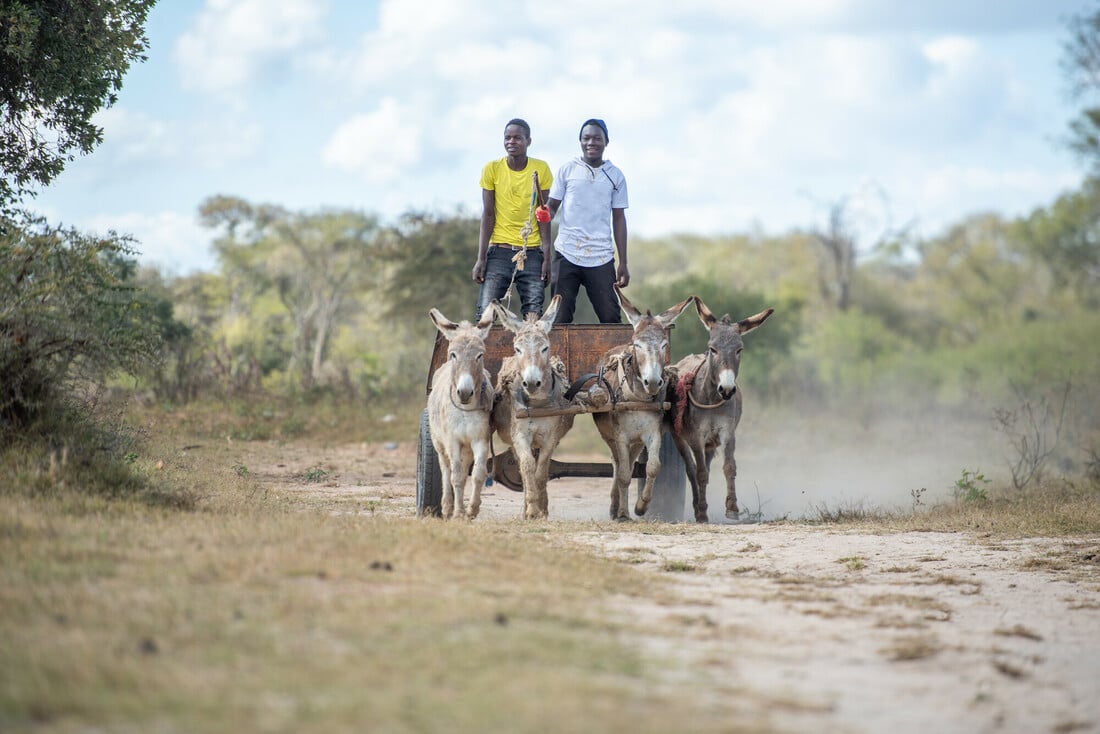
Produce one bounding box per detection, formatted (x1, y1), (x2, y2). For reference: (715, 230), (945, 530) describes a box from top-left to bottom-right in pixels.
(668, 297), (773, 522)
(491, 295), (575, 519)
(594, 286), (694, 521)
(426, 308), (496, 519)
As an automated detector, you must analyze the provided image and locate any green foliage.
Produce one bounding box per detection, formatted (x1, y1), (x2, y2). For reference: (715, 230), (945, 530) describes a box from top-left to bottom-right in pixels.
(0, 0), (156, 210)
(199, 195), (384, 391)
(0, 214), (164, 430)
(1015, 178), (1100, 307)
(793, 307), (907, 398)
(1063, 7), (1100, 170)
(910, 214), (1047, 346)
(953, 469), (990, 503)
(382, 209), (480, 325)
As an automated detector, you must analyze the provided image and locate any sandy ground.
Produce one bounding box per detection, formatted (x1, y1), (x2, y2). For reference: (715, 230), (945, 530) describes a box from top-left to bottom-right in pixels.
(240, 439), (1100, 734)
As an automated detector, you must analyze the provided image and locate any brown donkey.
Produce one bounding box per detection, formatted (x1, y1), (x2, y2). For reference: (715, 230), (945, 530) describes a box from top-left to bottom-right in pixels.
(426, 308), (496, 519)
(594, 286), (693, 521)
(668, 297), (773, 522)
(491, 295), (575, 519)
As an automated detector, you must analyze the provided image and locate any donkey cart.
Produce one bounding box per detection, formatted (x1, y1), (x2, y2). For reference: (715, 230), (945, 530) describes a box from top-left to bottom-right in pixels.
(416, 323), (687, 520)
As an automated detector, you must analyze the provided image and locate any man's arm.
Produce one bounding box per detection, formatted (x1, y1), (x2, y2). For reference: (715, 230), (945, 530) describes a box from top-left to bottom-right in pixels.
(472, 188), (495, 283)
(612, 207), (629, 288)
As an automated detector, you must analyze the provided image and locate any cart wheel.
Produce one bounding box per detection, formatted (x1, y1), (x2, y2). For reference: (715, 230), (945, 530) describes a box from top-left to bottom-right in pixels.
(489, 447), (524, 492)
(638, 430), (686, 522)
(416, 408), (443, 517)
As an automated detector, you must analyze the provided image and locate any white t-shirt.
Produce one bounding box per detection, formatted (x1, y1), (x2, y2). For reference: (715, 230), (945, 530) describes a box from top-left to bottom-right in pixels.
(549, 157), (629, 267)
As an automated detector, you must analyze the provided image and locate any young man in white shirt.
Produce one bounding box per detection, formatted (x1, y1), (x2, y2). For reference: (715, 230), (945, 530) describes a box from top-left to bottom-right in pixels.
(546, 118), (629, 323)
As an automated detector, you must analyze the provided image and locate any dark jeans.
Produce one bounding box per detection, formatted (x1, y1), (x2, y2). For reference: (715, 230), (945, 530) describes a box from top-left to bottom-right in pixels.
(550, 252), (621, 324)
(475, 246), (545, 320)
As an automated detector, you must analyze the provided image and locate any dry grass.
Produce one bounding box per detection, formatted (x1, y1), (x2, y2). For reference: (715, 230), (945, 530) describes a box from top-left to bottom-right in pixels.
(0, 430), (766, 734)
(805, 480), (1100, 539)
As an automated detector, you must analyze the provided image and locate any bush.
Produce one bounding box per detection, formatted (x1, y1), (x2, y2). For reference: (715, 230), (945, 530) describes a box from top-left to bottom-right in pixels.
(0, 214), (164, 433)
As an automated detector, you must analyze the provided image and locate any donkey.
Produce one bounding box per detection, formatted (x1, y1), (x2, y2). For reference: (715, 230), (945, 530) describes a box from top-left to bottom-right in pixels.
(426, 308), (496, 519)
(491, 295), (574, 520)
(593, 286), (693, 521)
(668, 297), (773, 522)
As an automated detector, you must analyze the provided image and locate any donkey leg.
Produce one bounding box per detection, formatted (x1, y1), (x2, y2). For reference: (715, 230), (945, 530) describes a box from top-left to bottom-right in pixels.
(534, 438), (559, 517)
(450, 453), (469, 519)
(722, 439), (740, 519)
(634, 435), (662, 517)
(515, 441), (543, 520)
(468, 439), (490, 520)
(673, 434), (704, 522)
(438, 446), (455, 520)
(691, 445), (710, 523)
(609, 442), (632, 522)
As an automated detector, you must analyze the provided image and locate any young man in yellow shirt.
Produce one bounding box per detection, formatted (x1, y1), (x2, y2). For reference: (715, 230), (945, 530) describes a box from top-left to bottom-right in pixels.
(471, 118), (553, 320)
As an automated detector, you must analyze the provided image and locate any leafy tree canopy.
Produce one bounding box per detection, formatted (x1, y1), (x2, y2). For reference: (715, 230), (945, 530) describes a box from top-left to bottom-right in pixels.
(1064, 5), (1100, 169)
(0, 0), (156, 210)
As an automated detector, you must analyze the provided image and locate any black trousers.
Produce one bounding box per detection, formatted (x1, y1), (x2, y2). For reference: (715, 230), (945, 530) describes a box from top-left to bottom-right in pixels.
(550, 252), (621, 324)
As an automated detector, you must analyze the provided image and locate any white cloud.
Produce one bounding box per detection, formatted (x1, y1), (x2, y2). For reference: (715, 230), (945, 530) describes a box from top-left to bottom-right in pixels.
(321, 99), (422, 183)
(175, 0), (328, 93)
(94, 107), (178, 161)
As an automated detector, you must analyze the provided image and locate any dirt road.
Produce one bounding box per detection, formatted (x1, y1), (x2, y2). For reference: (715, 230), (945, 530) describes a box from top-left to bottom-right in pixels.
(249, 440), (1100, 734)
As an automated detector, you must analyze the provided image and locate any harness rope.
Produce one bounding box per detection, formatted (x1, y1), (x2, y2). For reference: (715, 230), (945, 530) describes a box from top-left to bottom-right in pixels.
(500, 171), (544, 313)
(673, 360), (729, 434)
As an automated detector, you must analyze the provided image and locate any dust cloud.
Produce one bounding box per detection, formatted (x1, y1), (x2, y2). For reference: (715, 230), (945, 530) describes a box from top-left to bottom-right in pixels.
(554, 401), (1009, 522)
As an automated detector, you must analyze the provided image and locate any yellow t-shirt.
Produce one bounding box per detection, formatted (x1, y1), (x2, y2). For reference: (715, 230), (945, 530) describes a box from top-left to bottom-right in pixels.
(480, 157), (553, 247)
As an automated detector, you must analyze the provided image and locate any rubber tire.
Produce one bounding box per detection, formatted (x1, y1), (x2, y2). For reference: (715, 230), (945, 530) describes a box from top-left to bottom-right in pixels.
(416, 408), (443, 517)
(638, 430), (686, 522)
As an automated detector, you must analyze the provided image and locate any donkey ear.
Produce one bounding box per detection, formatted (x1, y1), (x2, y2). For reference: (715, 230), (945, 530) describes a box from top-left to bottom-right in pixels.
(693, 295), (717, 329)
(615, 285), (643, 327)
(539, 294), (562, 333)
(657, 296), (694, 328)
(475, 306), (496, 337)
(429, 308), (459, 339)
(737, 307), (775, 334)
(492, 299), (524, 334)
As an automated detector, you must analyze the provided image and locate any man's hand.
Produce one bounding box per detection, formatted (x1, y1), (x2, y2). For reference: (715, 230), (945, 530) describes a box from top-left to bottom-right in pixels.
(472, 258), (486, 283)
(616, 262), (630, 288)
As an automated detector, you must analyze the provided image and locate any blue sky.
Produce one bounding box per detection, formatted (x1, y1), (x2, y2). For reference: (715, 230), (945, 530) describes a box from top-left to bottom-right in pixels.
(28, 0), (1088, 274)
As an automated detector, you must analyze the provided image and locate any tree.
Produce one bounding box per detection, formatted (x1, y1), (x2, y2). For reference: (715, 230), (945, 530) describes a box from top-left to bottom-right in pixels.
(199, 196), (384, 390)
(382, 210), (480, 325)
(0, 0), (156, 211)
(1063, 6), (1100, 169)
(0, 214), (163, 429)
(808, 183), (901, 311)
(1015, 178), (1100, 307)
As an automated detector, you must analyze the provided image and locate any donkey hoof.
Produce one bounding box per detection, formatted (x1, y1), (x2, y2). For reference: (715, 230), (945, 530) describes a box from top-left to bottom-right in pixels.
(695, 513), (709, 524)
(634, 502), (649, 517)
(614, 514), (633, 523)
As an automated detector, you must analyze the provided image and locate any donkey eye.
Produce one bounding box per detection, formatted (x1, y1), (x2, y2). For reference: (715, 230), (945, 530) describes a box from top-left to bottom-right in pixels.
(514, 347), (522, 355)
(449, 352), (457, 361)
(541, 345), (548, 354)
(736, 348), (743, 356)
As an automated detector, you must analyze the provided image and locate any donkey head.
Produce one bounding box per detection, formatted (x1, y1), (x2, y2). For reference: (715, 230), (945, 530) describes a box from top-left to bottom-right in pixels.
(694, 297), (774, 400)
(429, 308), (494, 406)
(493, 295), (562, 402)
(616, 285), (693, 398)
